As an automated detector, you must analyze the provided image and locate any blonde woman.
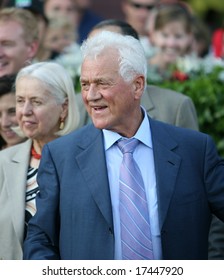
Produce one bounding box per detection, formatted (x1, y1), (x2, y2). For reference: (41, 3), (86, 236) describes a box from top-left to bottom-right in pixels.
(0, 61), (80, 259)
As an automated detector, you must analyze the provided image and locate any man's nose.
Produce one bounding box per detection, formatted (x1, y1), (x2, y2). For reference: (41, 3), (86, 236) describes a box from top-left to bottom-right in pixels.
(86, 84), (101, 101)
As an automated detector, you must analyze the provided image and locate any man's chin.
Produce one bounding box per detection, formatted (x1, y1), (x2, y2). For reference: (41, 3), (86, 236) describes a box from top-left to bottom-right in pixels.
(91, 119), (107, 130)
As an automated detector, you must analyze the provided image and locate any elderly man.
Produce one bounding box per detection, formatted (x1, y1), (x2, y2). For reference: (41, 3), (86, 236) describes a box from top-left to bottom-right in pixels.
(24, 31), (224, 260)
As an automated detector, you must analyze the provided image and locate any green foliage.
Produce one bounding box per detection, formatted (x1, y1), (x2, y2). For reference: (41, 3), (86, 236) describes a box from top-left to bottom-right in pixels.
(74, 75), (81, 93)
(186, 0), (224, 16)
(149, 66), (224, 157)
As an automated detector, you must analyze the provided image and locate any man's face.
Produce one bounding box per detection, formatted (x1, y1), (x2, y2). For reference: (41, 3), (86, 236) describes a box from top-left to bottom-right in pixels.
(80, 50), (144, 137)
(0, 20), (33, 77)
(122, 0), (157, 36)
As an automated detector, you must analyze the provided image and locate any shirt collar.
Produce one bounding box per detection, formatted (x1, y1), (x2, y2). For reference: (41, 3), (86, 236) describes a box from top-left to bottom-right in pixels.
(103, 107), (152, 151)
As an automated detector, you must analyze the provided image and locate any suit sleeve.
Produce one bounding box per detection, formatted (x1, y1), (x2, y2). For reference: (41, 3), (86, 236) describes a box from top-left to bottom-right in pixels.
(205, 135), (224, 219)
(23, 144), (60, 260)
(208, 215), (224, 259)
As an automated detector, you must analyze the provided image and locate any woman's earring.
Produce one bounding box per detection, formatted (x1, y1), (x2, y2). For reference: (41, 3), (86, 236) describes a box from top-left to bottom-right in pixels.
(59, 120), (65, 130)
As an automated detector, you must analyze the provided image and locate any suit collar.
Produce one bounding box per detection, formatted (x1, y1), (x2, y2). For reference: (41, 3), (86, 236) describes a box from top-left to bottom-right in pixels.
(150, 118), (181, 230)
(75, 126), (114, 230)
(11, 139), (32, 163)
(4, 139), (32, 243)
(76, 122), (181, 231)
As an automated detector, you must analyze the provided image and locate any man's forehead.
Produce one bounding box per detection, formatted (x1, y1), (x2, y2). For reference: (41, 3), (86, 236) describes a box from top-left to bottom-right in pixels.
(0, 21), (25, 38)
(0, 19), (22, 29)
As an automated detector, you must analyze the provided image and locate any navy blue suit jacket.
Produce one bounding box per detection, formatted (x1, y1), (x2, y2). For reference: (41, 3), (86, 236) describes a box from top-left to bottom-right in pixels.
(23, 118), (224, 259)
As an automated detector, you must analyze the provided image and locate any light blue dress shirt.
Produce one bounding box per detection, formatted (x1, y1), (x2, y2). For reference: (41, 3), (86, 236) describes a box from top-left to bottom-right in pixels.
(103, 108), (162, 259)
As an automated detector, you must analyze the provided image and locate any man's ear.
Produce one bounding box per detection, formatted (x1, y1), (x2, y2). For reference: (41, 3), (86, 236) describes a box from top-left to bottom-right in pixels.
(27, 41), (39, 60)
(134, 75), (145, 100)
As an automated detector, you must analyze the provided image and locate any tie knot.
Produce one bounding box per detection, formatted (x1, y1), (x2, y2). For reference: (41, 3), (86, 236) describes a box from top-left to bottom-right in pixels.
(117, 138), (139, 154)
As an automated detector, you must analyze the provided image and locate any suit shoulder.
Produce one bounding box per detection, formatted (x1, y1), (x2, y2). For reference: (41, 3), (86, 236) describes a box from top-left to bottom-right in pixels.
(150, 117), (208, 140)
(147, 85), (190, 101)
(47, 124), (99, 149)
(0, 140), (30, 159)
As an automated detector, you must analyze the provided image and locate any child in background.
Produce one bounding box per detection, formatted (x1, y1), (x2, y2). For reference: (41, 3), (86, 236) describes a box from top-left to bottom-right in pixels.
(147, 1), (194, 81)
(44, 17), (77, 54)
(38, 16), (82, 81)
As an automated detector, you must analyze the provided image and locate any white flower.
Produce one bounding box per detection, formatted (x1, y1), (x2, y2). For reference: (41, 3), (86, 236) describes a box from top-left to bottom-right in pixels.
(176, 55), (224, 75)
(55, 43), (82, 79)
(176, 55), (202, 73)
(202, 56), (224, 74)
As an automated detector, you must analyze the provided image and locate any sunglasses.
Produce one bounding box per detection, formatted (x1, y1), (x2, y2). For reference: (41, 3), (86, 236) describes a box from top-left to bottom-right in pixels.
(128, 1), (155, 11)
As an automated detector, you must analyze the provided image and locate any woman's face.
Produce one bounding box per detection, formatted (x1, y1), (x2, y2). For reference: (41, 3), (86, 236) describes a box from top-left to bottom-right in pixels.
(16, 76), (67, 145)
(152, 20), (192, 63)
(0, 92), (24, 148)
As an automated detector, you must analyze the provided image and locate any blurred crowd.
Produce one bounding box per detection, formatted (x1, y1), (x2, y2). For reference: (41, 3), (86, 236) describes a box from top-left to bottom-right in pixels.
(0, 0), (222, 80)
(0, 0), (223, 148)
(0, 0), (222, 84)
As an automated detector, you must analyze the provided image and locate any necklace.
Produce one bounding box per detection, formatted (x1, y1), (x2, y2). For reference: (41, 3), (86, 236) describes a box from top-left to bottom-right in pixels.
(31, 146), (41, 160)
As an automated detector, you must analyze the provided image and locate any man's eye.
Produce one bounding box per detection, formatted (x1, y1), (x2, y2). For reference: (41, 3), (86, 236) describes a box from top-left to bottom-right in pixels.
(33, 100), (42, 106)
(16, 99), (24, 104)
(81, 83), (89, 90)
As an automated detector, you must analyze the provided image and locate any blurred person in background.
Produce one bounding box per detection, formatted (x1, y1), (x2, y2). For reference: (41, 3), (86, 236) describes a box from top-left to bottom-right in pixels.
(0, 7), (39, 77)
(41, 16), (82, 79)
(42, 0), (82, 74)
(7, 1), (82, 81)
(88, 18), (141, 39)
(191, 15), (211, 58)
(73, 0), (103, 44)
(5, 1), (49, 61)
(121, 0), (158, 55)
(43, 0), (78, 28)
(147, 1), (194, 81)
(0, 74), (26, 150)
(43, 17), (77, 54)
(0, 61), (80, 260)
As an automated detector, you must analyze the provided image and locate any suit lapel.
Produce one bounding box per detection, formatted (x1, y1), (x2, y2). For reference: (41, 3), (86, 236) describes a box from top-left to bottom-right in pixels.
(76, 127), (113, 229)
(5, 139), (32, 241)
(150, 119), (181, 230)
(75, 120), (181, 232)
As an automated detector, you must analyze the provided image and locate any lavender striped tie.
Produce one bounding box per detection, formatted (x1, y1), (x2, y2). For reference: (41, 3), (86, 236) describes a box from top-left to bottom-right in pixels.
(117, 138), (154, 260)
